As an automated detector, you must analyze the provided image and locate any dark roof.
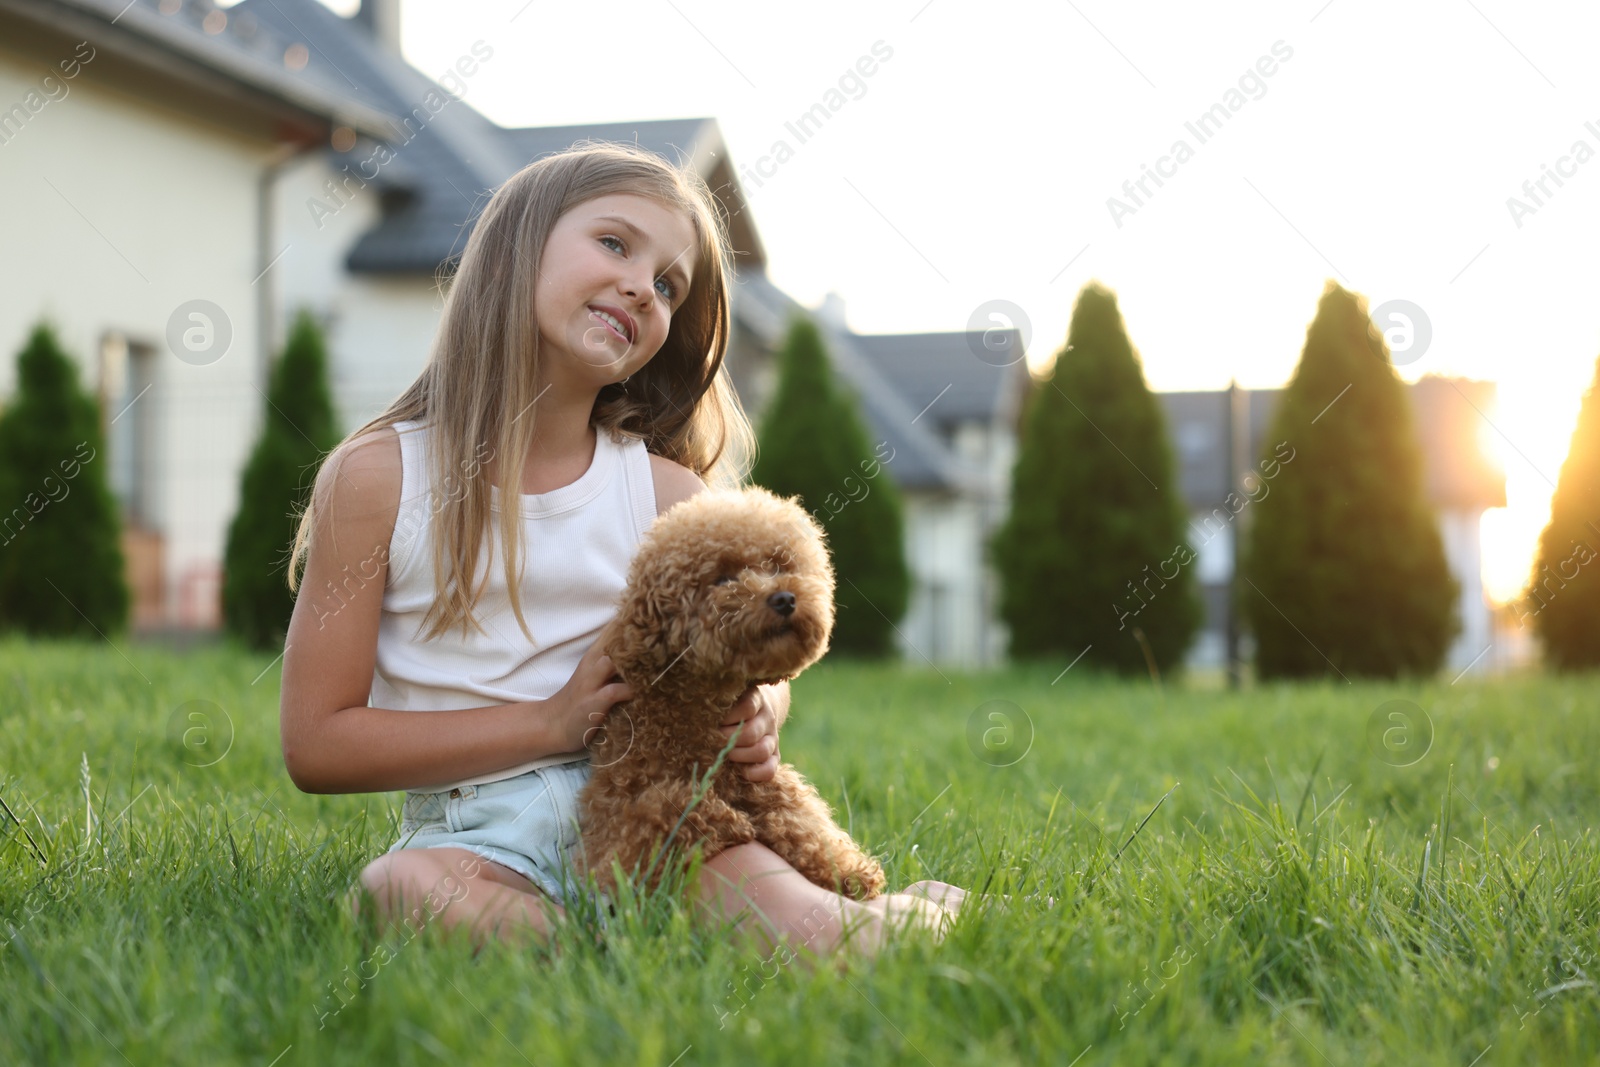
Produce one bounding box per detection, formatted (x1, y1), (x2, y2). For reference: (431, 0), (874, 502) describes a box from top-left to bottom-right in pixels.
(502, 120), (718, 177)
(16, 0), (400, 139)
(850, 331), (1029, 440)
(733, 274), (991, 495)
(339, 115), (760, 273)
(228, 0), (758, 274)
(223, 0), (523, 272)
(1160, 378), (1506, 512)
(233, 0), (523, 177)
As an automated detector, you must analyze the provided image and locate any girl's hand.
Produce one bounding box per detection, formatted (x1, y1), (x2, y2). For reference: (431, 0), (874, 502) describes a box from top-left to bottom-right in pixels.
(547, 640), (635, 758)
(719, 685), (780, 783)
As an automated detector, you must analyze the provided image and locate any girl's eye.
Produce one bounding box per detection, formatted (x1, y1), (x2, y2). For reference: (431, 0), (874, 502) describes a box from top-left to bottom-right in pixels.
(598, 235), (678, 304)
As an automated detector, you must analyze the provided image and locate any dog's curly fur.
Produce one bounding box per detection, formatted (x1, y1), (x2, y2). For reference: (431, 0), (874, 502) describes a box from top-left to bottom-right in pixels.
(573, 485), (887, 902)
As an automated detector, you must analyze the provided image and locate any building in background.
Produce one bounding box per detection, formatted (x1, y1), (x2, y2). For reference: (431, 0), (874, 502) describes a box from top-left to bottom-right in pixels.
(0, 0), (1505, 675)
(0, 0), (397, 629)
(1161, 377), (1506, 678)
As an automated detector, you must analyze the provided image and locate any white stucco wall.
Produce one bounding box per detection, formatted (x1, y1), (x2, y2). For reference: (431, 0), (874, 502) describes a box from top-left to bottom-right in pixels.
(272, 154), (446, 432)
(0, 47), (282, 626)
(1439, 507), (1492, 675)
(901, 492), (994, 667)
(327, 274), (449, 429)
(893, 421), (1013, 668)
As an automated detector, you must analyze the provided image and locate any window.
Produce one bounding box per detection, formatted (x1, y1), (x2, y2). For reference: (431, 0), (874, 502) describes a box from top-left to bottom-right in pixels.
(1176, 421), (1214, 458)
(101, 332), (159, 529)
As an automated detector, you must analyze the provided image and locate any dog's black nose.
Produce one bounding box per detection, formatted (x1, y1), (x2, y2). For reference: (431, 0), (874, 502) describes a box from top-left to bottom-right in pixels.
(768, 590), (795, 617)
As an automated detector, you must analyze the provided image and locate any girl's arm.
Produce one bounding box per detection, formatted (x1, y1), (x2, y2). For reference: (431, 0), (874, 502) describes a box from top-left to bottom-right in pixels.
(279, 431), (625, 794)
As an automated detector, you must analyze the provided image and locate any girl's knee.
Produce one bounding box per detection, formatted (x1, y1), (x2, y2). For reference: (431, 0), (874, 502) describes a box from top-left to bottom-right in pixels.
(358, 851), (424, 901)
(352, 849), (569, 950)
(354, 849), (467, 921)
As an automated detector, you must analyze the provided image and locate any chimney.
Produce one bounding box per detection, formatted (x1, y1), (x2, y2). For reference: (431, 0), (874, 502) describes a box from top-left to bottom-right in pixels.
(353, 0), (403, 53)
(816, 291), (849, 333)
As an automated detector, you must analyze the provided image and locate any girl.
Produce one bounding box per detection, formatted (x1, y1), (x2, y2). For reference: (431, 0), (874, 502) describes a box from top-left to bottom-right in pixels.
(279, 141), (969, 961)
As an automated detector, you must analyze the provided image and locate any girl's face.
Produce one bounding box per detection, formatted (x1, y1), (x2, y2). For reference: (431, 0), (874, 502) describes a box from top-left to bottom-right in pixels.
(533, 192), (698, 389)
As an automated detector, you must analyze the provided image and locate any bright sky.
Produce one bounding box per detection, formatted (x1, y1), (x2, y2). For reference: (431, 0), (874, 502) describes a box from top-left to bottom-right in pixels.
(313, 0), (1599, 605)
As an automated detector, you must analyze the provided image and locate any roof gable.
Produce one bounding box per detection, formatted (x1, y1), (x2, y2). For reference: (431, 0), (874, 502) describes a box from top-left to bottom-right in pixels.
(850, 331), (1029, 435)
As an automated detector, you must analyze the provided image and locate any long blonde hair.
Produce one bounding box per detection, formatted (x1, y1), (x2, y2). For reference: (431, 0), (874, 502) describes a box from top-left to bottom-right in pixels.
(289, 140), (756, 640)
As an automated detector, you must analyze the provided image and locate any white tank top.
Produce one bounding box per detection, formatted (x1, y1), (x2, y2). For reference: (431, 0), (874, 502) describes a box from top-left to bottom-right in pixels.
(371, 419), (658, 792)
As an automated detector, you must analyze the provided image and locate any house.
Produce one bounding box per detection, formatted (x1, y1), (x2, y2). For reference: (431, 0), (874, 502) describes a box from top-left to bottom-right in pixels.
(0, 0), (1503, 677)
(0, 0), (399, 628)
(0, 0), (1027, 665)
(1160, 377), (1506, 677)
(0, 0), (784, 631)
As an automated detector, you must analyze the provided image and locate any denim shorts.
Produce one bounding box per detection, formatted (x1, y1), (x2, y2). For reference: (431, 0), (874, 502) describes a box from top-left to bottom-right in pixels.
(387, 759), (601, 910)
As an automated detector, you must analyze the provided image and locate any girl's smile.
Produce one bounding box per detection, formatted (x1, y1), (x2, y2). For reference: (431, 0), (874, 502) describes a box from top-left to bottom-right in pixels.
(587, 305), (634, 344)
(534, 192), (697, 388)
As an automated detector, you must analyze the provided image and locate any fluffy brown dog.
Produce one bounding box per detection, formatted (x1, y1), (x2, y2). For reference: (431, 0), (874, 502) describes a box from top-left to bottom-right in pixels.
(573, 485), (887, 903)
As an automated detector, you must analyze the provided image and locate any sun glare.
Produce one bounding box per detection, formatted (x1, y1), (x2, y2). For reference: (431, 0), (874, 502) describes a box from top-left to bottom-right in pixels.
(1476, 374), (1586, 607)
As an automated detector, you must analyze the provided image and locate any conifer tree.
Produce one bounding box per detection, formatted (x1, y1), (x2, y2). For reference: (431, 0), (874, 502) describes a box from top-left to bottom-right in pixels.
(0, 322), (128, 635)
(1524, 353), (1600, 669)
(751, 316), (909, 657)
(989, 282), (1201, 675)
(1238, 281), (1459, 679)
(222, 309), (340, 650)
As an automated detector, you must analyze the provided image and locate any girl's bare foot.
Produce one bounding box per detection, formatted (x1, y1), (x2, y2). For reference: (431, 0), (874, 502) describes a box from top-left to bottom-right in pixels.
(902, 880), (970, 918)
(902, 881), (1059, 912)
(853, 880), (970, 943)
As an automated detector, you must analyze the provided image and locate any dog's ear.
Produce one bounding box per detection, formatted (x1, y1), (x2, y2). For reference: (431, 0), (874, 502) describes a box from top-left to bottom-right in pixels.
(614, 553), (704, 678)
(776, 498), (835, 585)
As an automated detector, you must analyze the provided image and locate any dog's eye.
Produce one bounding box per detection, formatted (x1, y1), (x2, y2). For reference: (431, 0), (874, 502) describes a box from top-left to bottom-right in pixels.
(713, 575), (736, 586)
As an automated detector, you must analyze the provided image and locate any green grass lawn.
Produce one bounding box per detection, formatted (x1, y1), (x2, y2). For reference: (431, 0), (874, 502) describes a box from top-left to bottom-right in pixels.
(2, 636), (1597, 1066)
